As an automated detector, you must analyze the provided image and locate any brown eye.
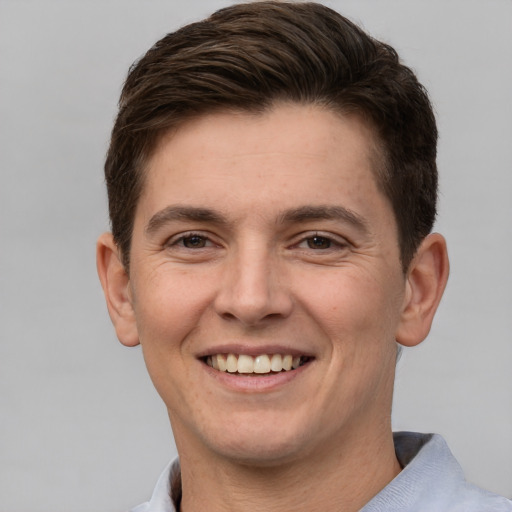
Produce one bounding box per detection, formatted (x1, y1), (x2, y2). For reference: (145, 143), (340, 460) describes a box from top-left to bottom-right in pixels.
(307, 236), (331, 249)
(182, 235), (208, 248)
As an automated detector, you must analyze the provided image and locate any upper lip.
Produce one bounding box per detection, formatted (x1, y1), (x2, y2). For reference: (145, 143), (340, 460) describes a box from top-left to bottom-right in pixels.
(195, 344), (315, 359)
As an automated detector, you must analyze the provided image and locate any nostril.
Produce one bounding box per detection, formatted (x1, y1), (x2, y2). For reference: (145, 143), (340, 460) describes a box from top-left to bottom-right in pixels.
(220, 311), (238, 322)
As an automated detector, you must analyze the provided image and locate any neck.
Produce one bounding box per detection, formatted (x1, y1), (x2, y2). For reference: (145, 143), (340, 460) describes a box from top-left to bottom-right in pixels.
(176, 423), (401, 512)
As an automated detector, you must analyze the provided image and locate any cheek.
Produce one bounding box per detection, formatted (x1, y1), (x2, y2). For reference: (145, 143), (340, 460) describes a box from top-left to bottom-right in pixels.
(131, 270), (214, 410)
(300, 267), (404, 353)
(132, 266), (216, 348)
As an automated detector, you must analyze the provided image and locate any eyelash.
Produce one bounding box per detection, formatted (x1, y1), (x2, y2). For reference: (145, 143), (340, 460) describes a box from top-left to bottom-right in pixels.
(165, 231), (349, 252)
(294, 232), (348, 251)
(166, 231), (216, 249)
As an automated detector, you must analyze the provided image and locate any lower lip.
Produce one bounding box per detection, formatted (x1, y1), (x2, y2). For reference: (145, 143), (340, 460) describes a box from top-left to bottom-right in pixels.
(201, 361), (312, 392)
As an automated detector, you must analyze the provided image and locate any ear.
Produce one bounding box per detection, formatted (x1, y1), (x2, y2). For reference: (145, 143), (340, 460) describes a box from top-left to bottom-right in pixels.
(396, 233), (449, 347)
(96, 233), (140, 347)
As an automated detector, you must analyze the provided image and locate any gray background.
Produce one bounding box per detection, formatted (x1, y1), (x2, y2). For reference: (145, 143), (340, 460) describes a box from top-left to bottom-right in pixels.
(1, 1), (511, 510)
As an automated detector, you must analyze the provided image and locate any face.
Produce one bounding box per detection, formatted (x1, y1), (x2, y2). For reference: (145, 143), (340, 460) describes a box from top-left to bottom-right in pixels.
(125, 104), (409, 466)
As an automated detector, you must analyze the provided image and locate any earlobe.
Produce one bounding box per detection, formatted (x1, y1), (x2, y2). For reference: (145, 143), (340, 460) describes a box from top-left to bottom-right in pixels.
(96, 233), (140, 347)
(396, 233), (449, 347)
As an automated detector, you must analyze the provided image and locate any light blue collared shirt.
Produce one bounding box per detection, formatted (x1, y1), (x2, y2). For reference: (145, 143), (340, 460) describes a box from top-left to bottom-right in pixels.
(131, 432), (512, 512)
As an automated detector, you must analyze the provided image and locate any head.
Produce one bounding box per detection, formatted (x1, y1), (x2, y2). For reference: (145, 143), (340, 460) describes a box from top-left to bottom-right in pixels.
(105, 1), (438, 273)
(97, 1), (449, 470)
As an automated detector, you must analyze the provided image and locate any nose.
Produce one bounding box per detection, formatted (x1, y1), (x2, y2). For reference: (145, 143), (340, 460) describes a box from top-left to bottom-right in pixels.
(213, 243), (293, 327)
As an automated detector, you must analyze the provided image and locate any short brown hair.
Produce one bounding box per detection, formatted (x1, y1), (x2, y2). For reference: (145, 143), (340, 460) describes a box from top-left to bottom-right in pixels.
(105, 1), (438, 270)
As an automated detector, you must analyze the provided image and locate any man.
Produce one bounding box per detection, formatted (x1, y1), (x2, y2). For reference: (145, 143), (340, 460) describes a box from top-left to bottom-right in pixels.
(96, 2), (512, 511)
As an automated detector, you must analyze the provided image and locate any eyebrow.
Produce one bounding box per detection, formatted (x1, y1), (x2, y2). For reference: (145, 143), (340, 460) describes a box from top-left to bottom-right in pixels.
(279, 205), (369, 233)
(145, 205), (230, 235)
(145, 204), (369, 235)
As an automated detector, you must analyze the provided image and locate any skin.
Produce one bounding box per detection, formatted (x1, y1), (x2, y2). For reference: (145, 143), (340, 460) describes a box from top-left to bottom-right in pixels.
(97, 103), (449, 511)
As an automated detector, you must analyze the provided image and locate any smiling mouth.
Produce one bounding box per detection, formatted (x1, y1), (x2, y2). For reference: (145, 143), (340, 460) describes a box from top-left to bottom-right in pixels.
(203, 353), (312, 375)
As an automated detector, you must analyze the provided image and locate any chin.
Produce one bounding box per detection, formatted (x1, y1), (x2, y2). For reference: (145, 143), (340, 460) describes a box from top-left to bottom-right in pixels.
(195, 411), (319, 467)
(211, 436), (306, 468)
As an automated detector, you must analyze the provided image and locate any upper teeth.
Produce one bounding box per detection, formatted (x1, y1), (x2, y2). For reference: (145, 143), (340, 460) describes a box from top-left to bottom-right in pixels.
(206, 354), (303, 374)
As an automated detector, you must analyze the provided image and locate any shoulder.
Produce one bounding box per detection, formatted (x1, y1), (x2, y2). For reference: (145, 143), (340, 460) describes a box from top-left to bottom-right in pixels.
(362, 432), (512, 512)
(448, 485), (512, 512)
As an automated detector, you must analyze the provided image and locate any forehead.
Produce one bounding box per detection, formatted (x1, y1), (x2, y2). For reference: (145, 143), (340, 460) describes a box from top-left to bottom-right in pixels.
(152, 103), (381, 159)
(138, 103), (393, 230)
